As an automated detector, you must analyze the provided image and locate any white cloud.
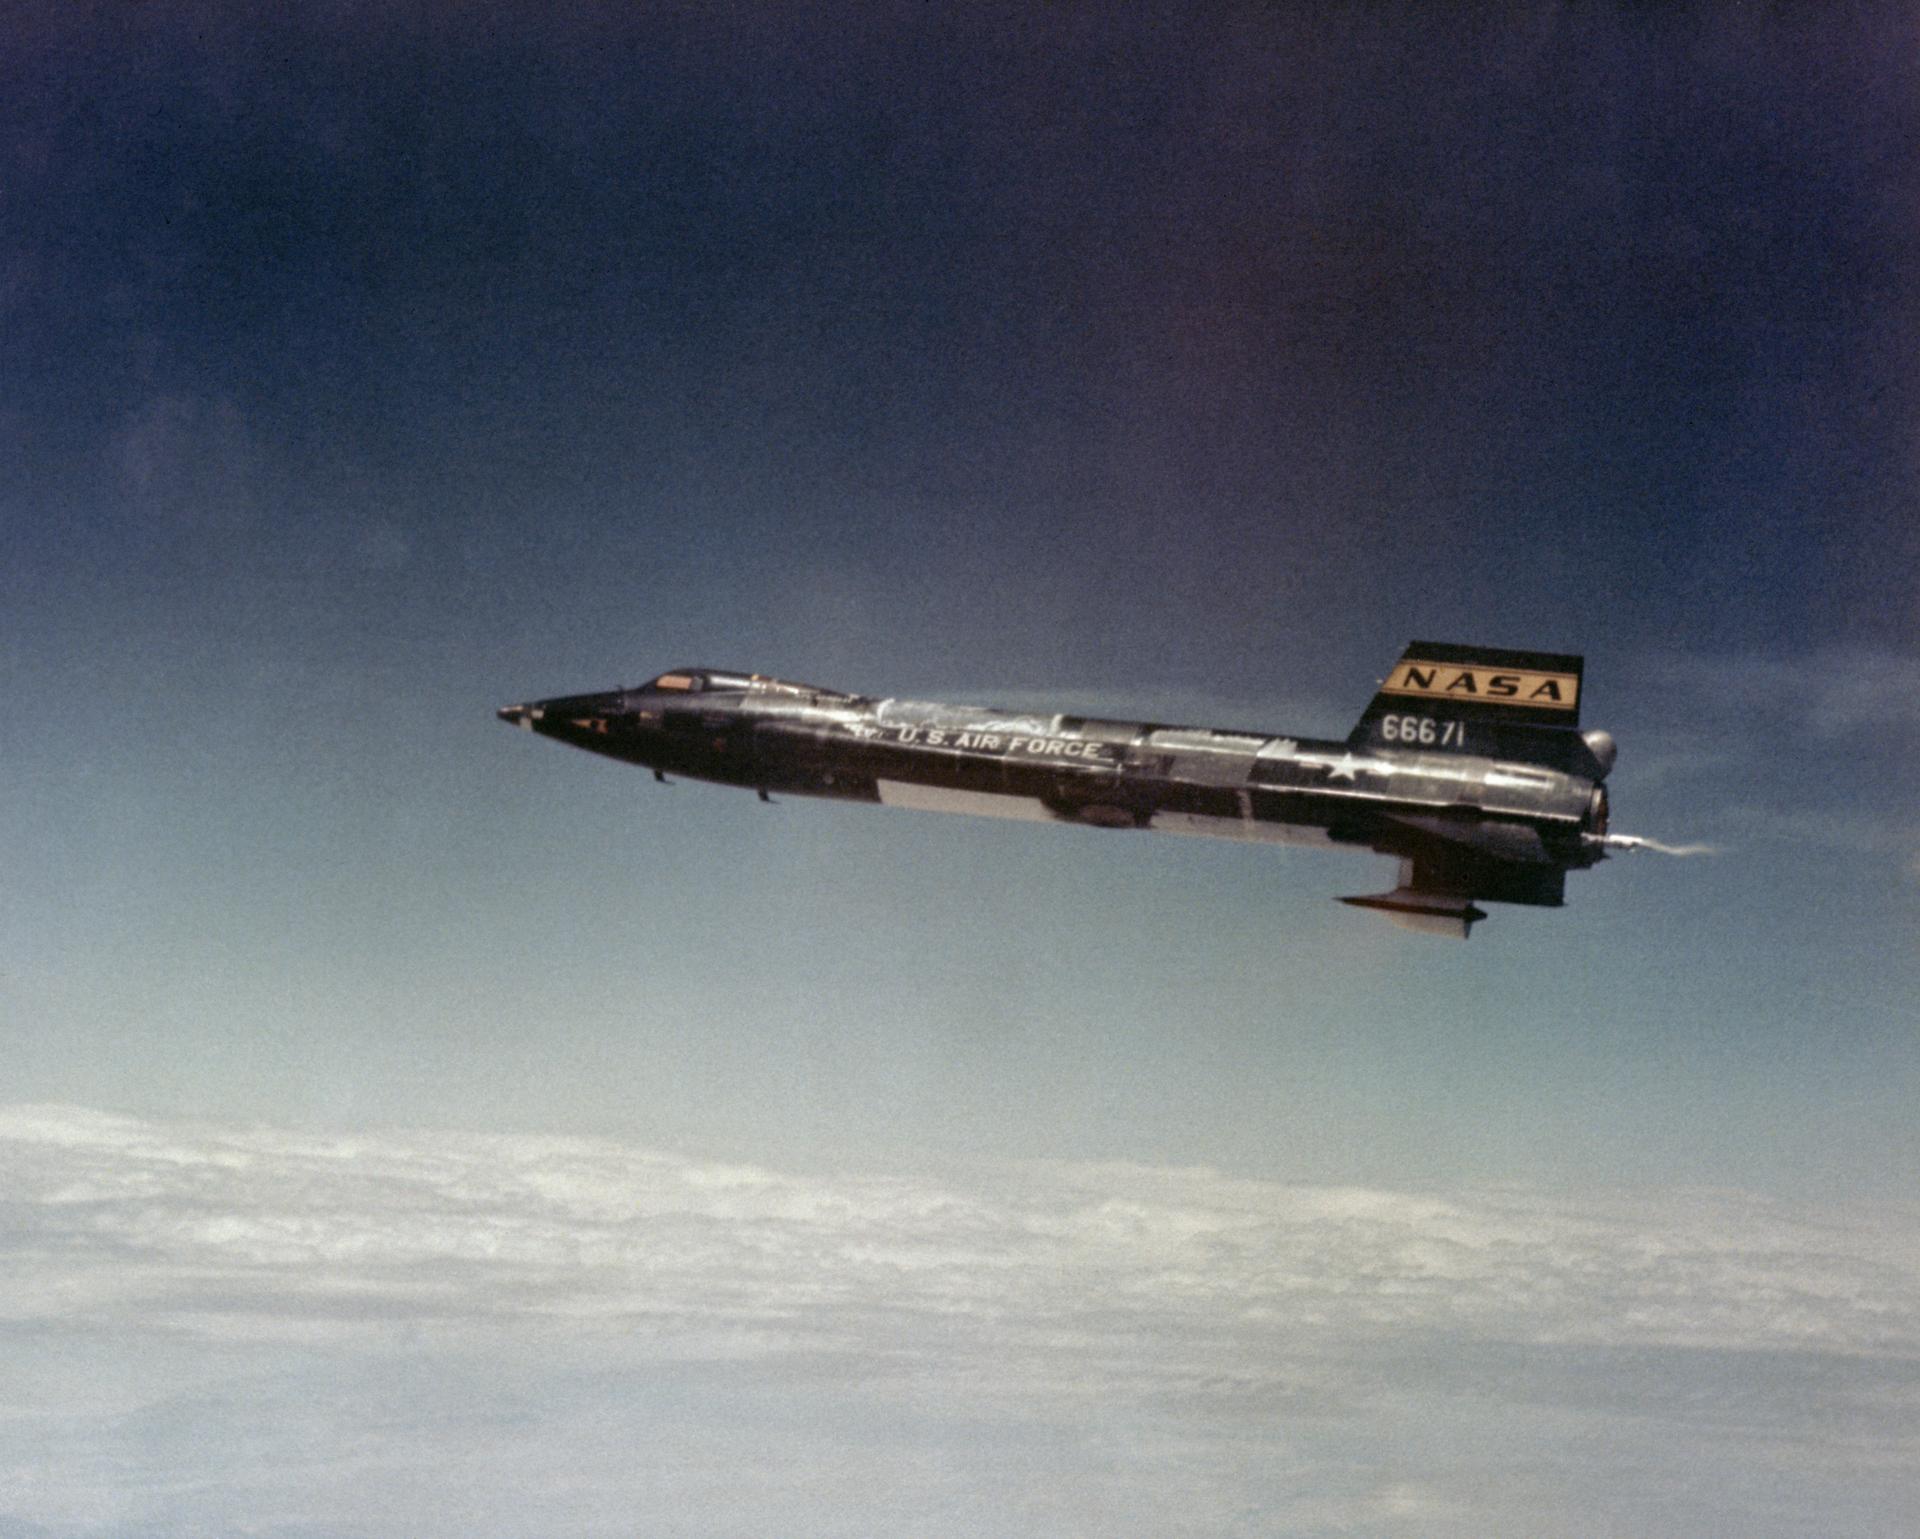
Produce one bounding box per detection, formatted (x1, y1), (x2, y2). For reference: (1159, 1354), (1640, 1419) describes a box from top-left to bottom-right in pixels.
(2, 1106), (1918, 1537)
(1634, 648), (1920, 877)
(1646, 648), (1920, 738)
(1712, 803), (1920, 879)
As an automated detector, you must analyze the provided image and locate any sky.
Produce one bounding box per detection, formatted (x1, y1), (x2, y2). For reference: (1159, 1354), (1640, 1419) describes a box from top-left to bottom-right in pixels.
(4, 4), (1919, 1534)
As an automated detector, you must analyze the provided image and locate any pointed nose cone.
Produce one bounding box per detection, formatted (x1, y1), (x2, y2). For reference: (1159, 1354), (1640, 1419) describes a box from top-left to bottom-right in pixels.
(497, 703), (536, 729)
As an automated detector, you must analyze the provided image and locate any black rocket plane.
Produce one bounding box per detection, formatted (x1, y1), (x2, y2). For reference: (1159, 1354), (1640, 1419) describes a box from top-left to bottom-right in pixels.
(499, 640), (1678, 937)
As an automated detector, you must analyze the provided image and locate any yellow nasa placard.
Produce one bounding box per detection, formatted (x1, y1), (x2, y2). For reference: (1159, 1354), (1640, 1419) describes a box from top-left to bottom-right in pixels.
(1381, 660), (1580, 711)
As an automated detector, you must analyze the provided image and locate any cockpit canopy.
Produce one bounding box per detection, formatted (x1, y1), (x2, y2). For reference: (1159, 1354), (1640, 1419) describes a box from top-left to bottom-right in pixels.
(643, 670), (707, 693)
(642, 669), (852, 702)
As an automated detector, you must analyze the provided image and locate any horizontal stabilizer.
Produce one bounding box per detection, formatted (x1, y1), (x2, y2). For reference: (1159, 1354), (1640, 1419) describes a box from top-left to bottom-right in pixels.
(1339, 888), (1488, 939)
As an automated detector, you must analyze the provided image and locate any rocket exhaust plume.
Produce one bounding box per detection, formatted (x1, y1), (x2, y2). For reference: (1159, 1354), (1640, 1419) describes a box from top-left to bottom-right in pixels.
(1593, 834), (1721, 857)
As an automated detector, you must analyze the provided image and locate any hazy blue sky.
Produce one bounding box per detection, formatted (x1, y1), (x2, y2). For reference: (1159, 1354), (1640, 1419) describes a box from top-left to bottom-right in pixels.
(4, 5), (1918, 1534)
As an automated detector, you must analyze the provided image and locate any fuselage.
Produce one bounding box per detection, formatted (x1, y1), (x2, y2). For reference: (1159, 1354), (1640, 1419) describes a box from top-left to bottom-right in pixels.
(499, 668), (1608, 887)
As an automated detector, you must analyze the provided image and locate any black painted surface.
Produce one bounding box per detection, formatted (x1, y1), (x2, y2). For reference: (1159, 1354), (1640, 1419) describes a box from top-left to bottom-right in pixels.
(501, 662), (1616, 928)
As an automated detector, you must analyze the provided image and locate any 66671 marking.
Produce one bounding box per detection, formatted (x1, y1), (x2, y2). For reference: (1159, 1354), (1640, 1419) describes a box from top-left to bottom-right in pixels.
(1379, 714), (1465, 748)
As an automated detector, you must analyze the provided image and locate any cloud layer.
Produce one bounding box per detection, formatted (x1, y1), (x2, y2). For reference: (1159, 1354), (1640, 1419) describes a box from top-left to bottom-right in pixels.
(3, 1105), (1918, 1536)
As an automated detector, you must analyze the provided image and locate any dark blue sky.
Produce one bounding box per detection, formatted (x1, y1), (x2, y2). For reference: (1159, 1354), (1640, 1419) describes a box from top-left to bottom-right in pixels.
(5, 4), (1917, 1193)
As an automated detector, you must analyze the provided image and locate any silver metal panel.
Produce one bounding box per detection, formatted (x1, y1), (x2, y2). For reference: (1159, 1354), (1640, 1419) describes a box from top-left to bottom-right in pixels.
(1149, 729), (1266, 753)
(874, 699), (1057, 736)
(1148, 728), (1262, 787)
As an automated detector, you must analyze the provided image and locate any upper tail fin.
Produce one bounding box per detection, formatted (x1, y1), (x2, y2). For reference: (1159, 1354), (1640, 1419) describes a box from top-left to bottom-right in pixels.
(1349, 641), (1604, 775)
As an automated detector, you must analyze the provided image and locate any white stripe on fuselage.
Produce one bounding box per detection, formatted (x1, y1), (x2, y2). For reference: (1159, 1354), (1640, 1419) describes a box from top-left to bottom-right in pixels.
(874, 779), (1339, 847)
(1149, 810), (1336, 849)
(875, 780), (1057, 821)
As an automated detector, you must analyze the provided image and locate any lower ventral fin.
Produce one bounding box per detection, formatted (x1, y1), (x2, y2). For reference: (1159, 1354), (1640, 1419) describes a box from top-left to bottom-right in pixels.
(1339, 889), (1488, 940)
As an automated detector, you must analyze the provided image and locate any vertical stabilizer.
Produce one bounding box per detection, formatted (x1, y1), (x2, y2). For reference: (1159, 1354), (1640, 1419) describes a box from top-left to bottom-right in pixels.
(1349, 640), (1593, 772)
